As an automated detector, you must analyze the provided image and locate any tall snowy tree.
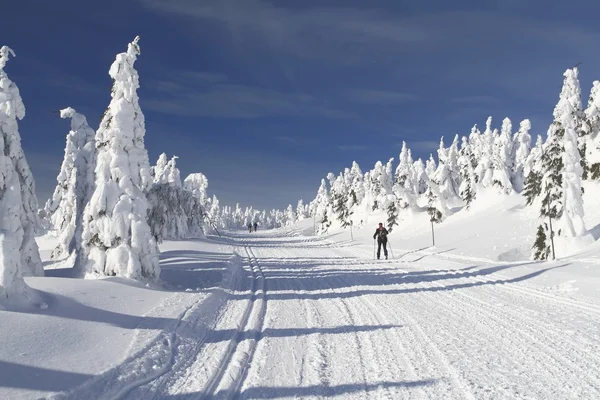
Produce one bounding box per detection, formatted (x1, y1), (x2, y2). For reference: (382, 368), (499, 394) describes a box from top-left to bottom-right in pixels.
(80, 37), (159, 280)
(556, 68), (587, 237)
(183, 173), (209, 207)
(458, 136), (476, 208)
(523, 135), (544, 205)
(492, 117), (514, 193)
(476, 117), (496, 188)
(512, 119), (532, 192)
(584, 81), (600, 179)
(45, 108), (96, 261)
(0, 46), (43, 279)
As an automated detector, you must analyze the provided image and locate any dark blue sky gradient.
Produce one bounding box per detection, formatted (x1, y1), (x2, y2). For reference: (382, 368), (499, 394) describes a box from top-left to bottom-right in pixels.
(2, 0), (600, 209)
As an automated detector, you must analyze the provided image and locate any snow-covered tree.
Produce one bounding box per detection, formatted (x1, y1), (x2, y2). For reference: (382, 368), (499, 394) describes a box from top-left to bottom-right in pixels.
(492, 117), (514, 193)
(184, 173), (209, 207)
(425, 181), (443, 246)
(296, 199), (307, 221)
(395, 142), (412, 187)
(0, 46), (42, 279)
(512, 119), (532, 192)
(431, 137), (460, 212)
(45, 108), (96, 261)
(425, 154), (437, 178)
(458, 136), (476, 208)
(80, 36), (159, 280)
(151, 153), (168, 183)
(523, 135), (544, 205)
(557, 68), (587, 237)
(476, 117), (496, 188)
(584, 81), (600, 179)
(285, 204), (296, 226)
(412, 158), (428, 195)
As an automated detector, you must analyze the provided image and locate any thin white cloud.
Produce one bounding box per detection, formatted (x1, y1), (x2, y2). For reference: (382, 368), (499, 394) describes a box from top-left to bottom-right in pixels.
(345, 89), (419, 105)
(405, 140), (439, 153)
(451, 95), (500, 104)
(144, 73), (351, 118)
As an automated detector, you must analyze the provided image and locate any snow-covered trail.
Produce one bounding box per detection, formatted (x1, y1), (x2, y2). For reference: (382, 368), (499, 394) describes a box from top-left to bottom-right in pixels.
(225, 231), (600, 399)
(108, 230), (600, 399)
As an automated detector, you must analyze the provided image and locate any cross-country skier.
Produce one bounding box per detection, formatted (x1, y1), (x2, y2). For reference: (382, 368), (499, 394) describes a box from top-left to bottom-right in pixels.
(253, 222), (258, 232)
(373, 222), (389, 260)
(248, 223), (253, 233)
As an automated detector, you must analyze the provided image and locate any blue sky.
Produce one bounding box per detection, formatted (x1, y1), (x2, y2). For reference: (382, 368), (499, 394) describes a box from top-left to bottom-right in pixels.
(2, 0), (600, 210)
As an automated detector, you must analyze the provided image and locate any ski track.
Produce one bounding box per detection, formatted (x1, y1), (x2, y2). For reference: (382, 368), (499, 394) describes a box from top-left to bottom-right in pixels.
(235, 231), (600, 399)
(55, 230), (600, 399)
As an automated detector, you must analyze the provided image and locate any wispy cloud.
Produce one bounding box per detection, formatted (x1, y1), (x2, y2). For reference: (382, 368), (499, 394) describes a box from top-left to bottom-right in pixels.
(404, 140), (439, 154)
(144, 72), (350, 119)
(345, 89), (419, 105)
(451, 95), (500, 104)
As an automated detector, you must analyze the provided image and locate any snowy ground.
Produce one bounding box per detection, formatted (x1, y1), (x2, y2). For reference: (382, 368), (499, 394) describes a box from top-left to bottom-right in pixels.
(3, 190), (600, 399)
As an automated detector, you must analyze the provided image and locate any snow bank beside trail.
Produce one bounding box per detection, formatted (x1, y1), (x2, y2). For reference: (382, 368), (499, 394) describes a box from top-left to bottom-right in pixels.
(310, 183), (600, 302)
(0, 235), (236, 400)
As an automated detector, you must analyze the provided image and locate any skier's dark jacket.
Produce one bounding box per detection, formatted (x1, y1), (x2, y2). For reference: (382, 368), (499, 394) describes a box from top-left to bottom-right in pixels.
(373, 227), (389, 243)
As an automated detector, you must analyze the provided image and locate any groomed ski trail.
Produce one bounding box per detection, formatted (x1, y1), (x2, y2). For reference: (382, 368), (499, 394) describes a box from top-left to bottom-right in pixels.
(54, 230), (600, 399)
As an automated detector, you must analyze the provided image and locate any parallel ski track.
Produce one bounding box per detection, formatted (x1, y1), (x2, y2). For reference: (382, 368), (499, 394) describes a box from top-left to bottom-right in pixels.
(202, 244), (267, 399)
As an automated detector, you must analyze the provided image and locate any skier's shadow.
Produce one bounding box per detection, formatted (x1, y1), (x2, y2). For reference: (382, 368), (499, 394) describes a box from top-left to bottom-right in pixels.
(396, 247), (455, 262)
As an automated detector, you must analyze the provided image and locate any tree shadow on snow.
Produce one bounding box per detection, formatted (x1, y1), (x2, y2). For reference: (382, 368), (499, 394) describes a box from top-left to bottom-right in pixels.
(160, 379), (436, 399)
(0, 360), (94, 391)
(254, 263), (570, 301)
(2, 291), (179, 330)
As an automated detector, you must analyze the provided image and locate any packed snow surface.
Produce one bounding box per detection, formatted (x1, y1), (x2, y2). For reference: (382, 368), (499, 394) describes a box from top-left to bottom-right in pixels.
(2, 194), (600, 399)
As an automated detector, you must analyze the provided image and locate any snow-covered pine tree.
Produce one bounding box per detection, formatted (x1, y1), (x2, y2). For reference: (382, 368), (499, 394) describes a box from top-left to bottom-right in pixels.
(313, 179), (331, 233)
(412, 158), (428, 195)
(296, 199), (306, 221)
(80, 36), (159, 280)
(431, 137), (459, 212)
(492, 117), (514, 193)
(285, 204), (296, 226)
(458, 136), (476, 208)
(183, 173), (209, 207)
(349, 161), (364, 206)
(532, 224), (551, 260)
(369, 162), (384, 210)
(151, 153), (168, 183)
(557, 68), (587, 237)
(0, 46), (43, 278)
(523, 135), (544, 204)
(512, 119), (532, 192)
(476, 117), (495, 188)
(395, 142), (411, 187)
(425, 154), (437, 178)
(45, 108), (96, 261)
(584, 81), (600, 179)
(425, 181), (443, 246)
(386, 199), (399, 233)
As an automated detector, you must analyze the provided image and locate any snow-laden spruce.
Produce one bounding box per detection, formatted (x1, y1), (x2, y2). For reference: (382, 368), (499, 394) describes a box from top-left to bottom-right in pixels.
(0, 46), (43, 279)
(512, 119), (532, 192)
(584, 81), (600, 179)
(80, 36), (159, 280)
(183, 172), (208, 207)
(45, 108), (96, 262)
(557, 68), (587, 237)
(147, 155), (205, 241)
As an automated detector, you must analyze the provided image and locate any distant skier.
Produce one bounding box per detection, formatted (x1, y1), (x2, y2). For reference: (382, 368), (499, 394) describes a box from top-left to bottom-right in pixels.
(248, 223), (253, 233)
(373, 222), (389, 260)
(253, 222), (258, 232)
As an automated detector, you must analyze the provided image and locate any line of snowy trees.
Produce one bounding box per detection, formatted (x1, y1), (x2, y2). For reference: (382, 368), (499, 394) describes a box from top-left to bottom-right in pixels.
(0, 37), (303, 304)
(307, 66), (600, 260)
